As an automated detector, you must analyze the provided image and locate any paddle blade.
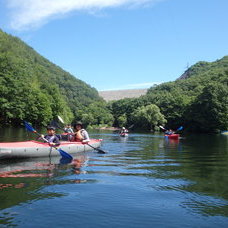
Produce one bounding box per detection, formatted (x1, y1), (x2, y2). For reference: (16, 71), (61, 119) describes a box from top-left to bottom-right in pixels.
(159, 125), (166, 130)
(57, 116), (65, 124)
(60, 157), (73, 165)
(24, 121), (36, 132)
(86, 143), (106, 154)
(96, 148), (106, 154)
(57, 148), (73, 160)
(50, 120), (63, 131)
(176, 126), (183, 131)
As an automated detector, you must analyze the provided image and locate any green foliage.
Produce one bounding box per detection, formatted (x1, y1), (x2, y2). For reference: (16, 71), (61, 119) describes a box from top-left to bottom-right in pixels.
(131, 104), (166, 131)
(117, 114), (127, 127)
(110, 97), (145, 127)
(185, 83), (228, 132)
(110, 56), (228, 132)
(74, 101), (114, 127)
(0, 29), (112, 127)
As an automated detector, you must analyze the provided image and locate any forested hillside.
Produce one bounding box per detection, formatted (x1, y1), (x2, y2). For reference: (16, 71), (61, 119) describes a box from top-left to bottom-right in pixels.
(110, 56), (228, 133)
(0, 29), (113, 127)
(1, 28), (227, 133)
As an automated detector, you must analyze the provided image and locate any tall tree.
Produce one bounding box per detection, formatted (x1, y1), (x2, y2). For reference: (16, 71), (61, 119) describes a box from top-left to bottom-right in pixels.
(131, 104), (166, 131)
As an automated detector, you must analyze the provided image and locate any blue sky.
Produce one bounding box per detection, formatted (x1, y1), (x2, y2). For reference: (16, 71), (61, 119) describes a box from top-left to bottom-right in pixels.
(0, 0), (227, 91)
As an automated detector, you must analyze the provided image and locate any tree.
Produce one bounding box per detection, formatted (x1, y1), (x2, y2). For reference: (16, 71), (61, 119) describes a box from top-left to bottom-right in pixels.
(131, 104), (166, 131)
(117, 114), (127, 127)
(186, 83), (228, 132)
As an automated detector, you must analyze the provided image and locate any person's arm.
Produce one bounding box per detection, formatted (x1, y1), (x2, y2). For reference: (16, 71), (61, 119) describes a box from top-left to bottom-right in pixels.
(38, 134), (47, 142)
(75, 130), (83, 141)
(49, 135), (60, 147)
(81, 130), (90, 143)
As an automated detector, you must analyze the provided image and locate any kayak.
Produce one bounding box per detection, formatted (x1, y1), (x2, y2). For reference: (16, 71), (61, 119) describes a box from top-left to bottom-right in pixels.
(0, 139), (102, 160)
(120, 133), (128, 137)
(164, 134), (179, 140)
(221, 131), (228, 135)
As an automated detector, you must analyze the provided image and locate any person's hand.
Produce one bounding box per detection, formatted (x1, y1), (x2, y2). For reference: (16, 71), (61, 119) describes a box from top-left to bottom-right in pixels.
(49, 142), (55, 147)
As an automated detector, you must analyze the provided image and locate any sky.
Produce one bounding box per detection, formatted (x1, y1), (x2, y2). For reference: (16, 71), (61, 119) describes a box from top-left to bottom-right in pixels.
(0, 0), (227, 91)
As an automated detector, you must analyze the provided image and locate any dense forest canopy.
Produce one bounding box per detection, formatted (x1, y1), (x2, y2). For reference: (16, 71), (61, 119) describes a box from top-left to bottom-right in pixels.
(0, 29), (113, 127)
(110, 56), (228, 133)
(0, 29), (227, 133)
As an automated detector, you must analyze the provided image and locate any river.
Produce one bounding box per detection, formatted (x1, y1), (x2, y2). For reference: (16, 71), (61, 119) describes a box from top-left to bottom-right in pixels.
(0, 128), (228, 227)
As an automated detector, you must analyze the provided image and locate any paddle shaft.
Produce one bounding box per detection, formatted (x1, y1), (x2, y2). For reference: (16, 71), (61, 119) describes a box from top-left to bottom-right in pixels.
(160, 125), (183, 133)
(86, 143), (106, 154)
(24, 121), (73, 159)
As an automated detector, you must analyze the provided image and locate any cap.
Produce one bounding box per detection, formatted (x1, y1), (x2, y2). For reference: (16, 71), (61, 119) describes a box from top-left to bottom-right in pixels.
(74, 121), (83, 128)
(47, 126), (56, 131)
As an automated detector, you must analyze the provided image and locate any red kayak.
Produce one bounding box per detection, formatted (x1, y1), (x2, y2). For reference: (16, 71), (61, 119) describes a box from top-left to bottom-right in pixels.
(164, 134), (179, 140)
(120, 133), (128, 137)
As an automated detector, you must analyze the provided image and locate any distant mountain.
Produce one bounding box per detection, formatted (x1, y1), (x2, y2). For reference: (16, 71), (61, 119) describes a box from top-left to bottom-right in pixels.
(177, 56), (228, 80)
(103, 55), (228, 132)
(0, 29), (105, 125)
(99, 89), (148, 101)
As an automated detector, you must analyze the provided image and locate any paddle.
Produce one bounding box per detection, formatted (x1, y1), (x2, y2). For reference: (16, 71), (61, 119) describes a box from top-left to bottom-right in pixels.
(50, 120), (65, 131)
(175, 126), (183, 132)
(57, 116), (107, 154)
(23, 121), (73, 160)
(57, 115), (65, 124)
(159, 125), (183, 133)
(159, 125), (166, 131)
(85, 143), (106, 154)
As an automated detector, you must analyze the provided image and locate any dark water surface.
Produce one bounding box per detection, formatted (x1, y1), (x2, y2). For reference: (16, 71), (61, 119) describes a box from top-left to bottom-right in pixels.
(1, 128), (228, 227)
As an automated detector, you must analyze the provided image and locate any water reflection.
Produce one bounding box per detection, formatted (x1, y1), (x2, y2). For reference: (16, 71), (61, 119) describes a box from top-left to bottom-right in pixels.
(1, 130), (228, 227)
(0, 153), (91, 209)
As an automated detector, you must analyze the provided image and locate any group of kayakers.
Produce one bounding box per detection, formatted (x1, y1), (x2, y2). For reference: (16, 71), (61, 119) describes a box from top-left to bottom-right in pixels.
(40, 121), (181, 147)
(40, 121), (90, 146)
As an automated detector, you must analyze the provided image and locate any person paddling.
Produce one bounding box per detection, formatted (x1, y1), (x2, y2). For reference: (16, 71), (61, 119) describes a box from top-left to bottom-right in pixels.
(120, 127), (128, 135)
(40, 126), (60, 146)
(64, 124), (74, 133)
(73, 122), (90, 143)
(165, 129), (174, 135)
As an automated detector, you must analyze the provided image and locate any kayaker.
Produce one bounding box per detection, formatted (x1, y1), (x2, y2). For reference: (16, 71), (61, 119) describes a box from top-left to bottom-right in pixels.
(165, 129), (174, 135)
(64, 124), (74, 133)
(40, 126), (60, 146)
(72, 121), (90, 143)
(120, 127), (128, 135)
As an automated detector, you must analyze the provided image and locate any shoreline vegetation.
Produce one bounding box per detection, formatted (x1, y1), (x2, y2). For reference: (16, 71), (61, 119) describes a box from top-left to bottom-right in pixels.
(0, 29), (228, 133)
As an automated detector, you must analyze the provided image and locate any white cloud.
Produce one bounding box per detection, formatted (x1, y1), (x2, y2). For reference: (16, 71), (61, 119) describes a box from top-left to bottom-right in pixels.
(6, 0), (163, 30)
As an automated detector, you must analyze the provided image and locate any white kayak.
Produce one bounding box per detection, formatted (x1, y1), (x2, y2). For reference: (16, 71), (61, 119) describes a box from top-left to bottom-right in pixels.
(0, 139), (102, 159)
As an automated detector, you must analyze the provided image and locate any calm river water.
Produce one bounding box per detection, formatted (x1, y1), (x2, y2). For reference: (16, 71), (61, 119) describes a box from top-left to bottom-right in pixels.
(0, 128), (228, 227)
